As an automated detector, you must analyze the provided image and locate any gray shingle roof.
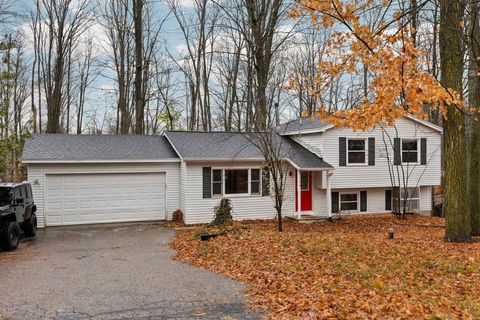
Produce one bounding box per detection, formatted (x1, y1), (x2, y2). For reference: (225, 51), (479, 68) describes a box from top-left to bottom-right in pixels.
(165, 131), (332, 169)
(277, 117), (332, 134)
(23, 134), (179, 162)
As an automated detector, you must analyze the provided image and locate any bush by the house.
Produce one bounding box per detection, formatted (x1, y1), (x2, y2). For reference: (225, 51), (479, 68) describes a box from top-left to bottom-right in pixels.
(211, 198), (233, 226)
(172, 209), (184, 222)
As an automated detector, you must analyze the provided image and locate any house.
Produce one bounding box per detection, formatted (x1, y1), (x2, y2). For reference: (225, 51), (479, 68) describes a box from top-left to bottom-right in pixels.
(22, 116), (442, 227)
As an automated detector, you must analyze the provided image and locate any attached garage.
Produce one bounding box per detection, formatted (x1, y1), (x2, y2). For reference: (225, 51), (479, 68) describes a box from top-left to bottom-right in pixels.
(45, 172), (166, 226)
(22, 135), (180, 228)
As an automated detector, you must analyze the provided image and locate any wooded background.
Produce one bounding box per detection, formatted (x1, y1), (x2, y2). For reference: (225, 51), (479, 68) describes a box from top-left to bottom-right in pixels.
(0, 0), (478, 241)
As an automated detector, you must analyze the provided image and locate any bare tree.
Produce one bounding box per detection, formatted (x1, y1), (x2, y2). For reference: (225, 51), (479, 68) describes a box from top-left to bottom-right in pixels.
(33, 0), (92, 133)
(246, 131), (293, 232)
(75, 36), (97, 134)
(102, 0), (134, 134)
(167, 0), (219, 131)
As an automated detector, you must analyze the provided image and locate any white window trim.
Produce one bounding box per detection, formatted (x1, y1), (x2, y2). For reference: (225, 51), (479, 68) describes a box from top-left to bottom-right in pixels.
(401, 138), (419, 164)
(212, 167), (262, 198)
(346, 138), (368, 166)
(339, 191), (360, 213)
(211, 169), (223, 197)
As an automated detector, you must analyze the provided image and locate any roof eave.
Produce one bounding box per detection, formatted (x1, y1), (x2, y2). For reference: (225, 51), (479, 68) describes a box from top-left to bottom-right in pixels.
(406, 114), (443, 133)
(22, 158), (181, 164)
(280, 124), (335, 136)
(181, 157), (333, 170)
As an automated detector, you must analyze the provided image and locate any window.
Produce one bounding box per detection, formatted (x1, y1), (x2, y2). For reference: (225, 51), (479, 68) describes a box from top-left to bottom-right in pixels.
(212, 168), (262, 196)
(393, 187), (420, 213)
(340, 193), (358, 211)
(301, 171), (309, 190)
(212, 169), (223, 195)
(402, 139), (418, 163)
(347, 139), (366, 164)
(251, 169), (261, 195)
(225, 169), (249, 194)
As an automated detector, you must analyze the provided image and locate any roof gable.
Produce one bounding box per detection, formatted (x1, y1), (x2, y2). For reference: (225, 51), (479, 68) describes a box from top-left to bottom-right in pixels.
(279, 115), (443, 136)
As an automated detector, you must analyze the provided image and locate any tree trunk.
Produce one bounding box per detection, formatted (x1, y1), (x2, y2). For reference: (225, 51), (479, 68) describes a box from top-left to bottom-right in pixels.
(440, 0), (471, 242)
(468, 0), (480, 236)
(133, 0), (144, 134)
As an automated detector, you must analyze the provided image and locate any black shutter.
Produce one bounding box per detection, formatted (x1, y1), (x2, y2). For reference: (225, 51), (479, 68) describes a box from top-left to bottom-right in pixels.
(202, 167), (212, 199)
(262, 168), (270, 196)
(332, 192), (339, 213)
(360, 191), (367, 212)
(394, 138), (401, 165)
(368, 137), (375, 166)
(385, 189), (392, 211)
(421, 138), (427, 165)
(339, 137), (347, 166)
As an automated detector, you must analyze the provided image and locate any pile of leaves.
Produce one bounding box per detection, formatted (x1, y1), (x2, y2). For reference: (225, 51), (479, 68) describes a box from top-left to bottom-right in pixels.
(172, 215), (480, 319)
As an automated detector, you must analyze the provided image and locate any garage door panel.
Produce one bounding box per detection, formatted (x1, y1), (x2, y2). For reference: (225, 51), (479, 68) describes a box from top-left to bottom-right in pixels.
(45, 172), (166, 226)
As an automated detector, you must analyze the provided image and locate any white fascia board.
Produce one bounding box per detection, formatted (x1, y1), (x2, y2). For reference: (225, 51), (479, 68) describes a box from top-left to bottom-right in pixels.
(22, 159), (181, 164)
(280, 124), (335, 136)
(182, 157), (333, 171)
(183, 158), (265, 162)
(405, 114), (443, 133)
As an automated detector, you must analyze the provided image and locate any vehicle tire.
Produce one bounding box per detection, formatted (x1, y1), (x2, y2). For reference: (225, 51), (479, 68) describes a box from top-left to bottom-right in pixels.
(0, 221), (20, 251)
(23, 213), (37, 237)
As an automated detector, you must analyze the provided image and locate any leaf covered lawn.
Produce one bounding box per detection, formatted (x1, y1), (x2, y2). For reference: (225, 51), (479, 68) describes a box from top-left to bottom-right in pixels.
(172, 215), (480, 319)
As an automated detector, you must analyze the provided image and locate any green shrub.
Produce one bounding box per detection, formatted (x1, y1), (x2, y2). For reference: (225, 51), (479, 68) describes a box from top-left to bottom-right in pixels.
(211, 198), (233, 226)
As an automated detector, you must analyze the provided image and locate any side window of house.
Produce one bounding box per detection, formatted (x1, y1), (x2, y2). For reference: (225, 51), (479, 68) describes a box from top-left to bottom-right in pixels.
(212, 169), (223, 195)
(251, 169), (261, 195)
(402, 139), (418, 163)
(347, 139), (366, 164)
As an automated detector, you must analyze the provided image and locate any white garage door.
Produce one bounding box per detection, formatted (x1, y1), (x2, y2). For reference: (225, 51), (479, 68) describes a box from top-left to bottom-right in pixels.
(45, 172), (166, 226)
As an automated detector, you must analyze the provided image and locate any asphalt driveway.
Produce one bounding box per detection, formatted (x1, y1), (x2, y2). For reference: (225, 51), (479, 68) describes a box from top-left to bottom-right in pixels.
(0, 223), (261, 320)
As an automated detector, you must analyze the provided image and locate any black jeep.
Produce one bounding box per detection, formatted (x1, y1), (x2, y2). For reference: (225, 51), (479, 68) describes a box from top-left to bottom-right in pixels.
(0, 182), (37, 251)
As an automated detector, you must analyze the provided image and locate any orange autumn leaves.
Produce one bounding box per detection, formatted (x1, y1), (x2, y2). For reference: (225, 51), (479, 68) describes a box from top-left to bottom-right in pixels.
(172, 216), (480, 319)
(288, 0), (462, 130)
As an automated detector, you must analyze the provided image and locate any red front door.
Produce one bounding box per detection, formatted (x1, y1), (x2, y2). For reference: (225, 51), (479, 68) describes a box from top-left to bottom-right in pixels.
(295, 171), (313, 211)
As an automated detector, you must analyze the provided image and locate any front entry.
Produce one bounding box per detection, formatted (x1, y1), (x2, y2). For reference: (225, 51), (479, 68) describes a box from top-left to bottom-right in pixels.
(295, 171), (313, 211)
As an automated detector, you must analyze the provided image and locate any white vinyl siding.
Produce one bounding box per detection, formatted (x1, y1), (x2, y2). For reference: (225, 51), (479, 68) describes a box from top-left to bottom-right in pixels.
(27, 162), (180, 228)
(309, 187), (433, 217)
(291, 117), (441, 189)
(183, 162), (296, 224)
(179, 161), (187, 214)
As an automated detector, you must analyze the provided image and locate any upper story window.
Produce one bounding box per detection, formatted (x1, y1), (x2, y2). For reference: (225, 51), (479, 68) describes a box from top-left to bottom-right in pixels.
(402, 139), (418, 163)
(347, 138), (366, 164)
